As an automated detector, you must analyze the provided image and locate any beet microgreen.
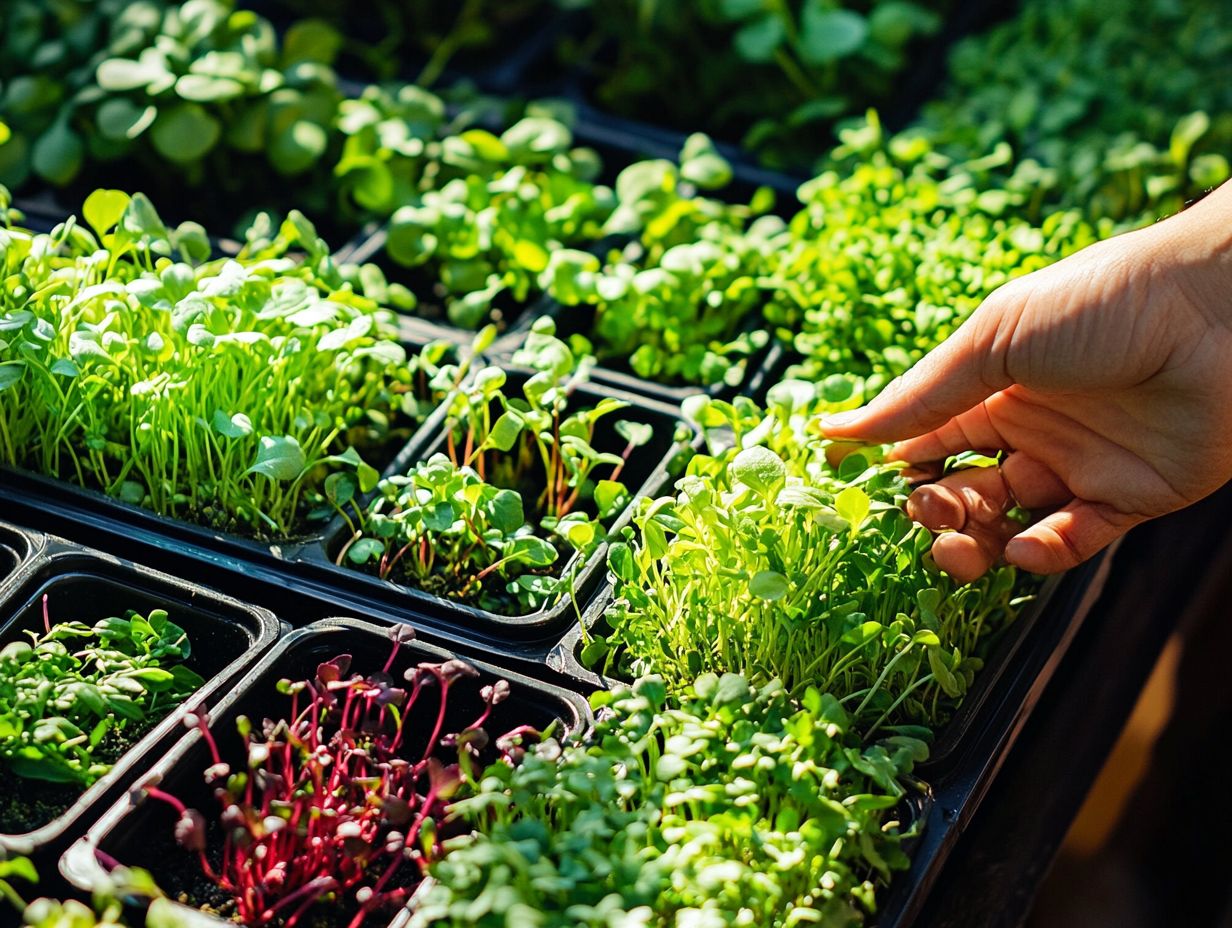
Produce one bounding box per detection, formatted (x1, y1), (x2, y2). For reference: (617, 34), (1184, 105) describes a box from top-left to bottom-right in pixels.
(413, 673), (922, 927)
(339, 317), (653, 615)
(0, 190), (431, 539)
(0, 595), (202, 797)
(383, 116), (611, 329)
(765, 116), (1100, 393)
(147, 627), (528, 928)
(586, 380), (1027, 733)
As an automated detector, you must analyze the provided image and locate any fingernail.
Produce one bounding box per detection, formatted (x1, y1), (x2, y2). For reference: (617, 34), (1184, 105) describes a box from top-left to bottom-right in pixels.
(821, 410), (861, 431)
(1004, 537), (1028, 564)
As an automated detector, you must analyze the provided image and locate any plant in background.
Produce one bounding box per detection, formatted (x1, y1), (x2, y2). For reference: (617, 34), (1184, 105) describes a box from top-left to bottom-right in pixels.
(586, 379), (1027, 733)
(383, 115), (611, 329)
(557, 0), (945, 168)
(261, 0), (550, 86)
(541, 134), (785, 387)
(0, 0), (170, 189)
(412, 673), (922, 928)
(766, 116), (1100, 393)
(339, 318), (653, 615)
(913, 0), (1232, 223)
(6, 0), (346, 224)
(332, 82), (451, 220)
(0, 190), (431, 539)
(0, 596), (202, 794)
(147, 627), (534, 928)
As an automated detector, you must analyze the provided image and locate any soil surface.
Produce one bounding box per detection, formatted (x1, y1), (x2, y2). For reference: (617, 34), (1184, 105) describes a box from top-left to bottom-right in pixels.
(0, 714), (160, 835)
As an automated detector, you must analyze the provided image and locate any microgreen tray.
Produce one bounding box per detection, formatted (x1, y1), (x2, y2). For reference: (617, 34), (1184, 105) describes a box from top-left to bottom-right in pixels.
(0, 535), (282, 863)
(292, 368), (693, 637)
(59, 617), (590, 928)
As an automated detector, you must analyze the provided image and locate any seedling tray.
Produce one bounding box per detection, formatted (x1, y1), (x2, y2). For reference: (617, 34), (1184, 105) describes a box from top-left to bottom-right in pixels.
(0, 521), (41, 595)
(294, 367), (693, 637)
(60, 616), (590, 928)
(0, 327), (472, 587)
(0, 536), (282, 863)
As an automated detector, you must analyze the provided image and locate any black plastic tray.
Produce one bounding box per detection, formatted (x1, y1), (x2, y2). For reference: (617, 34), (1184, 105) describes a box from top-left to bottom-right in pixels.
(873, 545), (1115, 927)
(0, 521), (41, 595)
(0, 538), (282, 862)
(60, 616), (590, 928)
(291, 367), (692, 637)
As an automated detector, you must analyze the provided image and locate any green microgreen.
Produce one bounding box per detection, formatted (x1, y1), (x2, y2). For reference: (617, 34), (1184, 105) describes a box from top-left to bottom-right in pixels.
(913, 0), (1232, 223)
(0, 595), (202, 794)
(336, 317), (653, 615)
(543, 136), (785, 387)
(586, 379), (1029, 733)
(382, 116), (611, 329)
(412, 673), (923, 927)
(0, 189), (437, 539)
(765, 115), (1101, 393)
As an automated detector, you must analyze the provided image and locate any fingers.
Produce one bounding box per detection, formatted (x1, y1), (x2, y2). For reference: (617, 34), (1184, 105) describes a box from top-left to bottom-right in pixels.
(820, 291), (1019, 443)
(1004, 501), (1139, 574)
(906, 456), (1074, 582)
(889, 403), (1010, 464)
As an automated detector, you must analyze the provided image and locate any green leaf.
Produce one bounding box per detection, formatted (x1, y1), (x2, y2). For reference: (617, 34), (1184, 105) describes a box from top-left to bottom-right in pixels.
(97, 98), (158, 141)
(749, 569), (789, 601)
(734, 14), (786, 62)
(798, 6), (869, 65)
(347, 537), (385, 564)
(245, 435), (307, 482)
(150, 104), (222, 163)
(212, 410), (254, 439)
(615, 420), (653, 448)
(488, 489), (525, 534)
(729, 446), (786, 497)
(595, 480), (630, 519)
(32, 120), (84, 185)
(83, 189), (131, 237)
(482, 410), (525, 453)
(834, 486), (871, 532)
(0, 362), (25, 392)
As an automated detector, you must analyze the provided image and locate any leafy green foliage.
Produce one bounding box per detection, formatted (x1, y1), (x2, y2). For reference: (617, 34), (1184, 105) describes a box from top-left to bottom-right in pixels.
(383, 116), (611, 329)
(766, 117), (1100, 392)
(0, 0), (168, 190)
(558, 0), (947, 168)
(913, 0), (1232, 222)
(543, 137), (784, 387)
(339, 318), (652, 615)
(260, 0), (547, 86)
(0, 190), (441, 539)
(0, 600), (202, 789)
(412, 673), (922, 927)
(587, 380), (1028, 732)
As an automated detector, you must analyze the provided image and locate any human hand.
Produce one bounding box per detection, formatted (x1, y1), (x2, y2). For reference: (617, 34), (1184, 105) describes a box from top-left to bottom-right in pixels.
(821, 180), (1232, 582)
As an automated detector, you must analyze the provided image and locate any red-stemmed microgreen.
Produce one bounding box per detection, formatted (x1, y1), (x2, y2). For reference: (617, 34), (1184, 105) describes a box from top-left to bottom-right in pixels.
(146, 626), (532, 928)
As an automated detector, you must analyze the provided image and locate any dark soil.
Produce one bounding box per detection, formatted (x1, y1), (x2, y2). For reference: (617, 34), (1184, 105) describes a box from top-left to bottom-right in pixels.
(0, 713), (161, 835)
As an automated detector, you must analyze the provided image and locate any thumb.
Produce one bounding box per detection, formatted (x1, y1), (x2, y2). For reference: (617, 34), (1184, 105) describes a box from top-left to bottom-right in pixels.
(820, 292), (1017, 444)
